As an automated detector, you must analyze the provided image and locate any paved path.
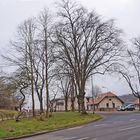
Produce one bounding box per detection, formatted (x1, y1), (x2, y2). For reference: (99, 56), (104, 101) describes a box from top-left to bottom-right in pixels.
(19, 112), (140, 140)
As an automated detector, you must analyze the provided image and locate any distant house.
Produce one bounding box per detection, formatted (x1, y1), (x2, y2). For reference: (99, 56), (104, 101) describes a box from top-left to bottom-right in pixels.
(87, 92), (124, 111)
(132, 98), (140, 110)
(51, 97), (64, 111)
(51, 97), (78, 111)
(51, 92), (123, 112)
(51, 97), (87, 111)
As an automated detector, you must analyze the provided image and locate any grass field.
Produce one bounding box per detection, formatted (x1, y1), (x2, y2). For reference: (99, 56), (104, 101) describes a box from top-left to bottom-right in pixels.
(0, 112), (101, 139)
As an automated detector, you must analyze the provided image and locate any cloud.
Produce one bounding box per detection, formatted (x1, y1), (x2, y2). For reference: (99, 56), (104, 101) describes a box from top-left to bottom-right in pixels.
(120, 0), (132, 4)
(19, 0), (43, 2)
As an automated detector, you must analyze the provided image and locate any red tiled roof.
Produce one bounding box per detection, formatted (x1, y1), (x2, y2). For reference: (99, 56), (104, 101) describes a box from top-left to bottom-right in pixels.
(87, 92), (123, 105)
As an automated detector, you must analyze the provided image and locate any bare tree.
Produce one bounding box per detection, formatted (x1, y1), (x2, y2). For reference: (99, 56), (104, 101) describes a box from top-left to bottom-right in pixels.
(57, 75), (71, 112)
(115, 37), (140, 110)
(9, 69), (31, 121)
(38, 9), (54, 118)
(54, 0), (123, 114)
(3, 18), (37, 116)
(0, 75), (17, 110)
(31, 40), (45, 113)
(0, 70), (29, 113)
(3, 9), (55, 117)
(13, 69), (30, 112)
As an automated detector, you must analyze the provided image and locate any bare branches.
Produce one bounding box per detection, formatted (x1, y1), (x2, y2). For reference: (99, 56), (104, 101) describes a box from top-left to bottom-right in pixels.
(2, 0), (125, 114)
(54, 0), (123, 113)
(111, 37), (140, 111)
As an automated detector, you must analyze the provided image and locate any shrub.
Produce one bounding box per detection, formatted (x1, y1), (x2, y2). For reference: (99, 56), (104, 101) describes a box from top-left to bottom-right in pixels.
(0, 110), (18, 121)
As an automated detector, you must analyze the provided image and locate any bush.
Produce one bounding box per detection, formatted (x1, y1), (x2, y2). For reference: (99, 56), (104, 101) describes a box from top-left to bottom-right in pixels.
(36, 113), (46, 121)
(0, 110), (17, 121)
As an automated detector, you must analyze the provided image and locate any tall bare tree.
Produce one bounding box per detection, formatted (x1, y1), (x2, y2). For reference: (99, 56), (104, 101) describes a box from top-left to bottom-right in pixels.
(38, 9), (54, 117)
(31, 41), (45, 113)
(3, 18), (37, 116)
(54, 0), (123, 114)
(115, 37), (140, 110)
(3, 9), (55, 117)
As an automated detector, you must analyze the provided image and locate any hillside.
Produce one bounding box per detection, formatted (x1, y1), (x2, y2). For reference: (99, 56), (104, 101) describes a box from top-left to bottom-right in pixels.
(119, 94), (137, 103)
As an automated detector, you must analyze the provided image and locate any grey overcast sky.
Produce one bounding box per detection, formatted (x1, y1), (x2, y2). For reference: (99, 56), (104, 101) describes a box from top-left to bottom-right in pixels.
(0, 0), (140, 95)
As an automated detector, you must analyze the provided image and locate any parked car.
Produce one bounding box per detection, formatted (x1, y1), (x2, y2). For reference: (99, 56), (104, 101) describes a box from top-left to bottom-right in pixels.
(117, 103), (135, 111)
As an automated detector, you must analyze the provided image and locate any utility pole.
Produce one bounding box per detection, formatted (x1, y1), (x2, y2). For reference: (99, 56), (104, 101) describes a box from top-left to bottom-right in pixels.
(102, 86), (109, 111)
(91, 75), (95, 114)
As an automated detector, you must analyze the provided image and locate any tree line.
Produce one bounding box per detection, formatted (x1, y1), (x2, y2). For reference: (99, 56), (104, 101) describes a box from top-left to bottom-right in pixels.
(1, 0), (140, 116)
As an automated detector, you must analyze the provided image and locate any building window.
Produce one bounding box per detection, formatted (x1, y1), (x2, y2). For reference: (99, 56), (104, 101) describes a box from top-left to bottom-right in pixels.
(106, 103), (109, 108)
(109, 99), (112, 101)
(56, 101), (64, 106)
(112, 103), (115, 108)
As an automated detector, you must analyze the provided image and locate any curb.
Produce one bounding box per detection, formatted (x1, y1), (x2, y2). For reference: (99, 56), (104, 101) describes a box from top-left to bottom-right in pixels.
(1, 116), (102, 140)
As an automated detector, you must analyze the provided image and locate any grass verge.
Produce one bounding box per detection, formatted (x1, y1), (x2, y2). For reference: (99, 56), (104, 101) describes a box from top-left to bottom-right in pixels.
(0, 112), (101, 139)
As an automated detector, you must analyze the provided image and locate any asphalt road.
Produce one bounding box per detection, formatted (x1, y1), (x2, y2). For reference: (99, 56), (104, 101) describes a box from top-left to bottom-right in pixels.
(19, 112), (140, 140)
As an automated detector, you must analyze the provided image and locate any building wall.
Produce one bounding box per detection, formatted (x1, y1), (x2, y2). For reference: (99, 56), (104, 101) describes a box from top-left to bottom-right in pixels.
(53, 96), (123, 111)
(53, 97), (88, 111)
(98, 97), (123, 109)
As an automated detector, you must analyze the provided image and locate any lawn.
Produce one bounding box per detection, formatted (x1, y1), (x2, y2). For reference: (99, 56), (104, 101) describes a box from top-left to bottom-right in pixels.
(0, 112), (101, 139)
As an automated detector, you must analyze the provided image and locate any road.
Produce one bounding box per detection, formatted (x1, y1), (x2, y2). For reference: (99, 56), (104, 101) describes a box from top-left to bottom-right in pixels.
(19, 112), (140, 140)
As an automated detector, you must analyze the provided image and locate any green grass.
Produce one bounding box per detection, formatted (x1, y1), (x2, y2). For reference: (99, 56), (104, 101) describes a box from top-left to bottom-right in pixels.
(0, 112), (101, 139)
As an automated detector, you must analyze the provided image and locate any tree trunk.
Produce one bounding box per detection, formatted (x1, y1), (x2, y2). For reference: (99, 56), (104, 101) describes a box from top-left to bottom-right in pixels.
(81, 96), (86, 114)
(71, 78), (75, 112)
(77, 95), (81, 112)
(65, 96), (68, 112)
(28, 39), (35, 117)
(44, 26), (49, 118)
(81, 97), (86, 114)
(71, 97), (75, 112)
(19, 86), (26, 112)
(30, 53), (35, 117)
(31, 73), (35, 117)
(79, 87), (87, 114)
(40, 96), (44, 113)
(46, 81), (49, 118)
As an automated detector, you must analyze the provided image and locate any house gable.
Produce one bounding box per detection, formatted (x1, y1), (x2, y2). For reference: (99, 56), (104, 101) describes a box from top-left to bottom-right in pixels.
(94, 92), (124, 105)
(98, 96), (123, 109)
(87, 92), (124, 111)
